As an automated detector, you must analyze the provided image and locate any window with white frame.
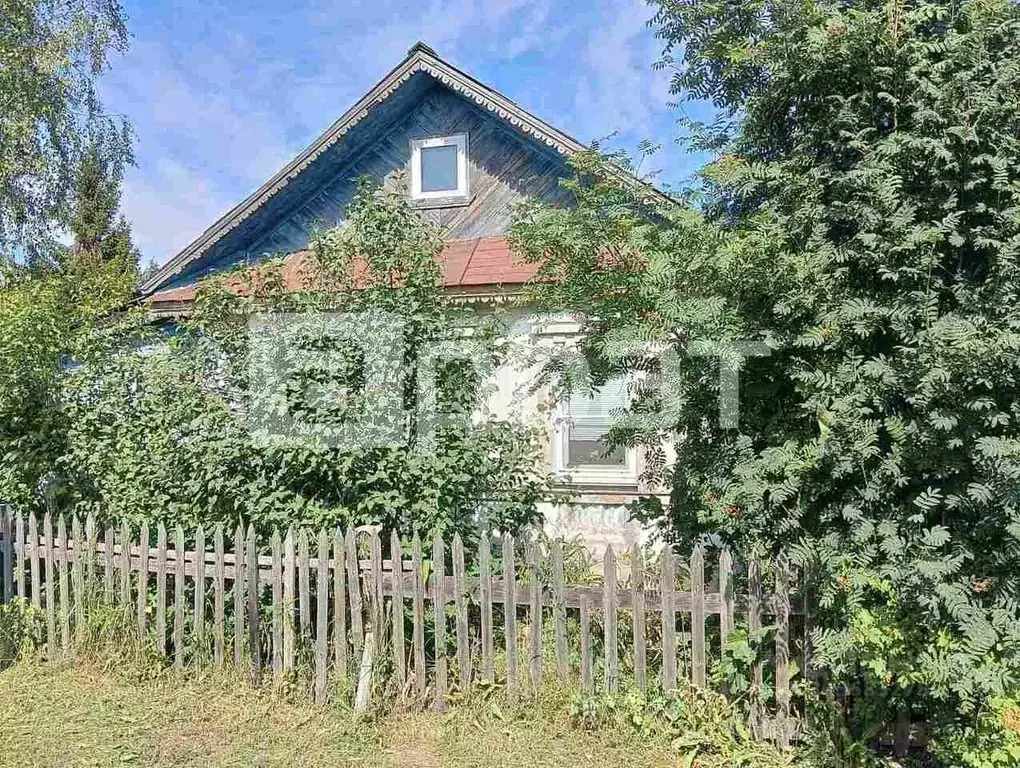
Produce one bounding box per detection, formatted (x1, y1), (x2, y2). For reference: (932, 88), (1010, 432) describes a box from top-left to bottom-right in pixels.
(410, 134), (469, 203)
(552, 377), (638, 484)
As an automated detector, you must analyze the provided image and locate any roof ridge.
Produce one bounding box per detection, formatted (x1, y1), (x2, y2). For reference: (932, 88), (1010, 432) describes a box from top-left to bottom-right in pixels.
(139, 43), (672, 297)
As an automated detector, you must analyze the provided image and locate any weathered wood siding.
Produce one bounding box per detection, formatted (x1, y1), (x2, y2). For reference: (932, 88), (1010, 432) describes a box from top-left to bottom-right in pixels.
(175, 82), (574, 286)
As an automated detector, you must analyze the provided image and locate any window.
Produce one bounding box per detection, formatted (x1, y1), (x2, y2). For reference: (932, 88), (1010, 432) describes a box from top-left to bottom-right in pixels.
(410, 134), (469, 203)
(552, 377), (638, 484)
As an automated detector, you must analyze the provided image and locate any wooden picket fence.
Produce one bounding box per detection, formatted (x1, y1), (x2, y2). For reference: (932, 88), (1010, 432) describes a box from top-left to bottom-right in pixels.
(0, 505), (804, 744)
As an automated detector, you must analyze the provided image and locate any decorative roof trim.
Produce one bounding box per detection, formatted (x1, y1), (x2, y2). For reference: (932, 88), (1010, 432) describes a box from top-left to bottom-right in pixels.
(140, 41), (670, 296)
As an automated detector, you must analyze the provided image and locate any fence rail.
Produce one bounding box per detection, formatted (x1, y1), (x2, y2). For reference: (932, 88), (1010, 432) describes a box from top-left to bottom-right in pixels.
(0, 505), (804, 744)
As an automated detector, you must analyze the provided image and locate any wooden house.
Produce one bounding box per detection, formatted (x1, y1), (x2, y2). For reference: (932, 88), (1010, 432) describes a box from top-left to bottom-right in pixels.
(140, 42), (667, 554)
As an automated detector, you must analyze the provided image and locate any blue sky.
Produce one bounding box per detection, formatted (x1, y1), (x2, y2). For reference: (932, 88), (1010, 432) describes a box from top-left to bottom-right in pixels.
(101, 0), (710, 268)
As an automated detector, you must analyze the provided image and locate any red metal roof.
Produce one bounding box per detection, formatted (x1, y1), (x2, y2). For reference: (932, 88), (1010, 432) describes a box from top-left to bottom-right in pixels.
(146, 236), (537, 306)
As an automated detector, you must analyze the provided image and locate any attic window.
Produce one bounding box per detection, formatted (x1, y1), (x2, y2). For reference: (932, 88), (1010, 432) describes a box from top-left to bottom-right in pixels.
(411, 134), (469, 203)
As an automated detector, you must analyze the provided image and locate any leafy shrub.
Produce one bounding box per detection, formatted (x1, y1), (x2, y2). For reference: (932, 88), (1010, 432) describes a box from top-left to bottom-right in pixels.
(570, 687), (797, 767)
(0, 598), (39, 668)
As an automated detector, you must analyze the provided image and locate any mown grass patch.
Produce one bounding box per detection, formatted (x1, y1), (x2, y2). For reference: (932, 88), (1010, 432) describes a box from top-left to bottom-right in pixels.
(0, 663), (681, 767)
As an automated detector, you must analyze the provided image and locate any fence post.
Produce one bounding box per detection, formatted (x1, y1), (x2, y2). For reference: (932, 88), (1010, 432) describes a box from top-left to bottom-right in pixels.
(194, 524), (206, 664)
(432, 534), (447, 712)
(103, 525), (114, 605)
(370, 530), (383, 657)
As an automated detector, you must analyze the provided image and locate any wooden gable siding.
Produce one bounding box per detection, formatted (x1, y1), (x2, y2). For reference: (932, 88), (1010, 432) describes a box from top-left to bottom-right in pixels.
(233, 84), (573, 266)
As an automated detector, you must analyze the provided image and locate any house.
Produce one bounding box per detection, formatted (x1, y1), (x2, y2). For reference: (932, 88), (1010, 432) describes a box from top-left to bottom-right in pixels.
(140, 42), (667, 554)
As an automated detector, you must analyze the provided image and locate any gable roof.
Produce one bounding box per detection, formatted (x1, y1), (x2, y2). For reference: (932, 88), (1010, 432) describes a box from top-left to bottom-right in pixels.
(141, 41), (670, 298)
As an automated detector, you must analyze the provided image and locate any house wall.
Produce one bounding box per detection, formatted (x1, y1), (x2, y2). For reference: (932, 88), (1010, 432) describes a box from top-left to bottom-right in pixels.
(196, 84), (575, 278)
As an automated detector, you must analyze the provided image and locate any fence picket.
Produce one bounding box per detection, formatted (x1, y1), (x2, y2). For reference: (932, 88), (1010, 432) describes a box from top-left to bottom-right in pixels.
(44, 513), (55, 654)
(580, 596), (592, 694)
(174, 525), (185, 670)
(370, 530), (383, 654)
(29, 513), (40, 611)
(502, 534), (517, 696)
(528, 543), (542, 689)
(137, 522), (149, 639)
(315, 528), (329, 704)
(603, 546), (618, 694)
(719, 549), (734, 655)
(452, 534), (469, 690)
(246, 525), (260, 685)
(72, 515), (83, 640)
(2, 507), (12, 602)
(271, 529), (283, 679)
(213, 525), (225, 667)
(479, 534), (494, 682)
(233, 524), (244, 667)
(282, 528), (295, 674)
(551, 540), (567, 679)
(411, 532), (425, 695)
(119, 519), (130, 611)
(298, 529), (310, 640)
(661, 549), (676, 693)
(345, 528), (364, 661)
(632, 542), (646, 693)
(57, 516), (69, 651)
(85, 512), (96, 589)
(332, 529), (347, 683)
(432, 533), (447, 712)
(155, 524), (167, 656)
(775, 555), (792, 747)
(194, 524), (206, 662)
(390, 531), (406, 692)
(103, 525), (114, 606)
(748, 559), (764, 737)
(15, 514), (25, 600)
(691, 545), (706, 688)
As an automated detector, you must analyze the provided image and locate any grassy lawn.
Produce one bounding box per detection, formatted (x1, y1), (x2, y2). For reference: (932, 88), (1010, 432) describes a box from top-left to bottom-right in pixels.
(0, 663), (678, 767)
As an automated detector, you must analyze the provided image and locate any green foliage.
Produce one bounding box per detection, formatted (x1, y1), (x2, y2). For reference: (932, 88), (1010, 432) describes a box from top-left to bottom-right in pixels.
(0, 0), (131, 263)
(511, 0), (1020, 762)
(51, 178), (551, 539)
(0, 598), (39, 668)
(569, 687), (796, 766)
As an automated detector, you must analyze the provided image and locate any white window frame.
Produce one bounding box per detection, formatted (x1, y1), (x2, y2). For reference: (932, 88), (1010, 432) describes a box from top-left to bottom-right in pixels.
(410, 133), (469, 202)
(550, 378), (639, 486)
